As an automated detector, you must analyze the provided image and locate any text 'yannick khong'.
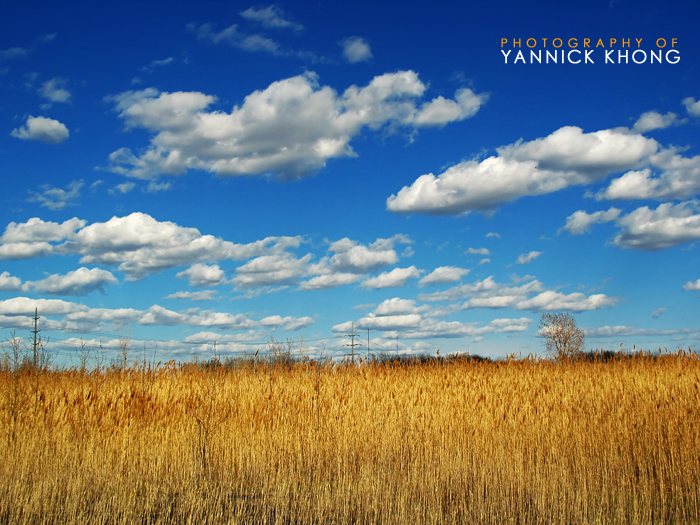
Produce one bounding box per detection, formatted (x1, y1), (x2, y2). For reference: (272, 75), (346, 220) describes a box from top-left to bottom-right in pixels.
(501, 37), (680, 64)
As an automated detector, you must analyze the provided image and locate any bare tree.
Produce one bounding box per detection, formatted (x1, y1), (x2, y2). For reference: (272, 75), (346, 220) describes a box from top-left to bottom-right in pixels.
(538, 312), (585, 360)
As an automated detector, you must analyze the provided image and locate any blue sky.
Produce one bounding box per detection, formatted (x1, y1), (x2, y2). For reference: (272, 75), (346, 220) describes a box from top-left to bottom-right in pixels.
(1, 0), (699, 365)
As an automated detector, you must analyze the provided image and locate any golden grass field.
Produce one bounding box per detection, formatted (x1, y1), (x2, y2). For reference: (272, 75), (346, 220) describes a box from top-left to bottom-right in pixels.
(1, 351), (699, 524)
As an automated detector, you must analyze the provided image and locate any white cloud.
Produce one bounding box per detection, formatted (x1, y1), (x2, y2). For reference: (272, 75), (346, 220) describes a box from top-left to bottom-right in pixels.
(419, 266), (470, 286)
(145, 181), (172, 193)
(0, 216), (84, 261)
(177, 263), (227, 287)
(0, 47), (28, 60)
(35, 300), (313, 333)
(106, 72), (486, 180)
(683, 279), (700, 291)
(259, 315), (314, 331)
(108, 182), (135, 195)
(1, 217), (85, 244)
(240, 6), (303, 31)
(486, 232), (501, 238)
(612, 201), (700, 251)
(298, 273), (361, 291)
(514, 290), (619, 312)
(141, 57), (174, 72)
(683, 97), (700, 118)
(387, 126), (658, 215)
(340, 36), (372, 63)
(361, 266), (421, 289)
(191, 23), (282, 55)
(11, 115), (69, 144)
(560, 207), (621, 235)
(326, 235), (410, 274)
(0, 271), (22, 291)
(334, 313), (533, 340)
(28, 180), (83, 210)
(419, 276), (543, 303)
(515, 251), (542, 265)
(598, 150), (700, 201)
(466, 247), (490, 255)
(39, 78), (71, 103)
(0, 297), (86, 316)
(479, 258), (490, 265)
(165, 290), (218, 301)
(651, 308), (666, 318)
(59, 212), (299, 280)
(233, 253), (311, 288)
(373, 298), (427, 316)
(24, 267), (118, 296)
(355, 314), (423, 331)
(631, 111), (683, 133)
(584, 325), (699, 338)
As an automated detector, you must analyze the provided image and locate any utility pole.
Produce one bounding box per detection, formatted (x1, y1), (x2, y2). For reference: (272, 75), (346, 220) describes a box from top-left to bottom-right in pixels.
(31, 308), (40, 413)
(344, 322), (361, 364)
(31, 307), (39, 368)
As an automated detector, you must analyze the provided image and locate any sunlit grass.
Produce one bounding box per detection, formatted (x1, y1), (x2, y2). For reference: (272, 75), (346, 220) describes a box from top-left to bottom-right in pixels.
(1, 351), (699, 524)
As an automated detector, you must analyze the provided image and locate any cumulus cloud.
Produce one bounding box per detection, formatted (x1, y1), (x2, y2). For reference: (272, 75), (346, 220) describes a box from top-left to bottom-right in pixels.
(240, 6), (303, 31)
(683, 97), (700, 118)
(165, 290), (218, 301)
(298, 273), (361, 291)
(58, 212), (298, 280)
(683, 279), (700, 291)
(387, 126), (658, 215)
(23, 267), (118, 296)
(419, 266), (470, 286)
(514, 290), (619, 312)
(0, 271), (22, 291)
(325, 234), (410, 274)
(333, 312), (533, 340)
(0, 297), (85, 316)
(631, 111), (683, 133)
(39, 78), (71, 103)
(233, 253), (311, 288)
(11, 115), (69, 144)
(106, 72), (487, 180)
(612, 201), (700, 251)
(373, 298), (427, 316)
(419, 275), (544, 304)
(560, 207), (621, 235)
(597, 150), (700, 201)
(341, 37), (372, 63)
(259, 315), (314, 331)
(466, 247), (490, 255)
(0, 217), (85, 260)
(4, 297), (316, 333)
(177, 263), (227, 287)
(361, 266), (422, 289)
(1, 217), (85, 244)
(515, 251), (542, 265)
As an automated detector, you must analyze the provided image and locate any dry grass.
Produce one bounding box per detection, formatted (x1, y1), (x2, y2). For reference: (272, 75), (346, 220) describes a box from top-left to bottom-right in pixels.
(1, 352), (699, 524)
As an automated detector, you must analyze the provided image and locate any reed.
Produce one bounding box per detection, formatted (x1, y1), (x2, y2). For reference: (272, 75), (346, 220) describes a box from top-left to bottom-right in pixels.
(1, 352), (698, 524)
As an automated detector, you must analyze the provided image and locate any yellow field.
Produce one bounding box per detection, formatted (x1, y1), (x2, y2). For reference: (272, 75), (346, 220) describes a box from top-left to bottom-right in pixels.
(1, 353), (699, 524)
